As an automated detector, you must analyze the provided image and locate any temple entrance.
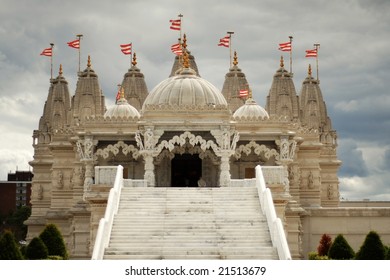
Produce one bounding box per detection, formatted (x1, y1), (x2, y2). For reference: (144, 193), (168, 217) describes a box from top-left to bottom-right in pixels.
(171, 154), (202, 187)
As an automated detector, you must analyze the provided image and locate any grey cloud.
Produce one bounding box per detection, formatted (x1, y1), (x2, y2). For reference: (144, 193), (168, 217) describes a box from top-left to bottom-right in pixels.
(337, 139), (369, 177)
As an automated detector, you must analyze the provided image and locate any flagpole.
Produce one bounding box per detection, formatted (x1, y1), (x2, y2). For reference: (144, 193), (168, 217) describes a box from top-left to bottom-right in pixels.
(131, 43), (133, 68)
(178, 13), (183, 41)
(77, 34), (83, 73)
(314, 43), (320, 82)
(227, 31), (234, 67)
(50, 43), (54, 80)
(289, 36), (293, 74)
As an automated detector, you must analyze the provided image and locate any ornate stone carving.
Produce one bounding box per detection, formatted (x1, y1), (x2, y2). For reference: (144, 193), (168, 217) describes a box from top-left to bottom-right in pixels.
(37, 184), (43, 200)
(308, 171), (314, 189)
(234, 140), (279, 160)
(76, 136), (97, 161)
(57, 170), (64, 189)
(95, 141), (140, 160)
(276, 137), (297, 163)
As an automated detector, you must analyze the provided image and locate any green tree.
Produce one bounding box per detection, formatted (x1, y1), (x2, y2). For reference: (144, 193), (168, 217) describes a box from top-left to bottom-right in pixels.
(356, 231), (385, 260)
(317, 234), (332, 256)
(328, 234), (355, 260)
(26, 237), (49, 260)
(39, 224), (68, 259)
(0, 230), (23, 260)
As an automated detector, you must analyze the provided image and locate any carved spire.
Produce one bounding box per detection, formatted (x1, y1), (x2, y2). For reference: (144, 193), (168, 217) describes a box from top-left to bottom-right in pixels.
(87, 55), (91, 68)
(120, 87), (125, 99)
(233, 51), (238, 66)
(182, 33), (187, 49)
(183, 49), (190, 68)
(132, 52), (137, 66)
(59, 64), (63, 76)
(169, 33), (200, 77)
(265, 57), (299, 121)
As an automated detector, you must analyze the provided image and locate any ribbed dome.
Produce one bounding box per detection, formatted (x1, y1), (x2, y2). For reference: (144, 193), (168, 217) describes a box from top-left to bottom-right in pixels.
(233, 98), (269, 120)
(142, 68), (227, 111)
(104, 97), (140, 119)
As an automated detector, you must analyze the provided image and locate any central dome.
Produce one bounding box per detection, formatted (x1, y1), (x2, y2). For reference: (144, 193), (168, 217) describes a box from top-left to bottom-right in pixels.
(142, 68), (228, 111)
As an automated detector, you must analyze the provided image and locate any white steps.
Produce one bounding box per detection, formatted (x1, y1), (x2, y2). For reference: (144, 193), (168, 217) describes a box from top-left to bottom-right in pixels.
(103, 187), (278, 259)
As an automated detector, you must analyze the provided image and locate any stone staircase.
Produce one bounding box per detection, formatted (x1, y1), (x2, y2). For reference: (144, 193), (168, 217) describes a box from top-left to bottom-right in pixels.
(103, 186), (278, 259)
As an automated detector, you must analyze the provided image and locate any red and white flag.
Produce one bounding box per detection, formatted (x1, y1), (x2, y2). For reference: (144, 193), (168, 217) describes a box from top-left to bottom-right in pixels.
(218, 35), (230, 48)
(305, 49), (317, 57)
(278, 41), (291, 52)
(67, 39), (80, 49)
(120, 43), (132, 55)
(116, 88), (121, 102)
(171, 43), (182, 55)
(239, 89), (249, 98)
(170, 19), (181, 31)
(40, 47), (52, 57)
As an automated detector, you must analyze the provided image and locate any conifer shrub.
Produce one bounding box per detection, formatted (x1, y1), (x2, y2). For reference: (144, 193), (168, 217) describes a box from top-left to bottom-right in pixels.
(355, 231), (385, 260)
(317, 234), (332, 256)
(39, 224), (68, 260)
(328, 234), (355, 260)
(385, 246), (390, 260)
(26, 237), (49, 260)
(0, 230), (23, 260)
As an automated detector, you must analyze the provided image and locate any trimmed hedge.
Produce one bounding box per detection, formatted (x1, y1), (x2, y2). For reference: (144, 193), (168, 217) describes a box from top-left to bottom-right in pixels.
(328, 234), (355, 260)
(0, 231), (23, 260)
(39, 224), (68, 260)
(355, 231), (385, 260)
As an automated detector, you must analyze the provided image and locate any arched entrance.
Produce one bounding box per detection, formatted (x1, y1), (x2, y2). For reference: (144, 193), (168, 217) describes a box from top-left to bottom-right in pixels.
(171, 154), (202, 187)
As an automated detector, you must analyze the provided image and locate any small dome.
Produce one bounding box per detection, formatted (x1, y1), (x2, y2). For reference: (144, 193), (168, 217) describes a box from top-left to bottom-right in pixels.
(142, 67), (227, 111)
(104, 97), (140, 119)
(233, 98), (269, 120)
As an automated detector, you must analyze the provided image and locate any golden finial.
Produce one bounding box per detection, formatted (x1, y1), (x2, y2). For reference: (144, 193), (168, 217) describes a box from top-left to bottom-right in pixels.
(120, 87), (125, 99)
(87, 55), (91, 68)
(249, 87), (253, 99)
(280, 56), (284, 68)
(308, 64), (312, 76)
(132, 52), (137, 66)
(233, 51), (238, 66)
(183, 49), (189, 68)
(59, 64), (63, 75)
(182, 33), (187, 49)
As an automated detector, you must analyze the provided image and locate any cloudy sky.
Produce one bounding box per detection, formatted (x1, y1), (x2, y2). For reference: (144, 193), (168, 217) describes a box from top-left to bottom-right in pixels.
(0, 0), (389, 200)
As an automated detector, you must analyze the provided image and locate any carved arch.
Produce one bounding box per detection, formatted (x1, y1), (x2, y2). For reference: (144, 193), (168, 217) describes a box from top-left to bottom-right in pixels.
(95, 141), (140, 159)
(156, 131), (219, 154)
(234, 140), (279, 160)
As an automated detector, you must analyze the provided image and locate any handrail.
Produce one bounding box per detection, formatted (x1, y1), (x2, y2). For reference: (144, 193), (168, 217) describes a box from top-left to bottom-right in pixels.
(255, 165), (291, 260)
(91, 165), (123, 260)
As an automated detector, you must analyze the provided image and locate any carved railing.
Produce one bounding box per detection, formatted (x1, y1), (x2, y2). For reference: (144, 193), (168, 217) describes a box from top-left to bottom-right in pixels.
(255, 165), (291, 260)
(91, 165), (123, 260)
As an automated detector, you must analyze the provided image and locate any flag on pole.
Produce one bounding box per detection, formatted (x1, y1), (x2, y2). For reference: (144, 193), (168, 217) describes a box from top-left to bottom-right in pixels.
(278, 41), (291, 52)
(218, 35), (230, 48)
(67, 39), (80, 49)
(40, 47), (52, 57)
(169, 19), (181, 31)
(171, 43), (182, 55)
(239, 89), (249, 98)
(305, 49), (317, 57)
(115, 88), (121, 102)
(120, 43), (132, 55)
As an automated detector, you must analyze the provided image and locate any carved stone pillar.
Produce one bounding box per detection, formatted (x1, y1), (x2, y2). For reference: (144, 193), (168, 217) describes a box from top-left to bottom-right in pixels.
(76, 135), (97, 200)
(219, 152), (231, 187)
(144, 153), (155, 187)
(212, 128), (240, 187)
(135, 128), (163, 187)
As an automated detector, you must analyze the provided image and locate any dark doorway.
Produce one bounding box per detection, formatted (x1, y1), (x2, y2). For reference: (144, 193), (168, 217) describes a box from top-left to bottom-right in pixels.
(171, 154), (202, 187)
